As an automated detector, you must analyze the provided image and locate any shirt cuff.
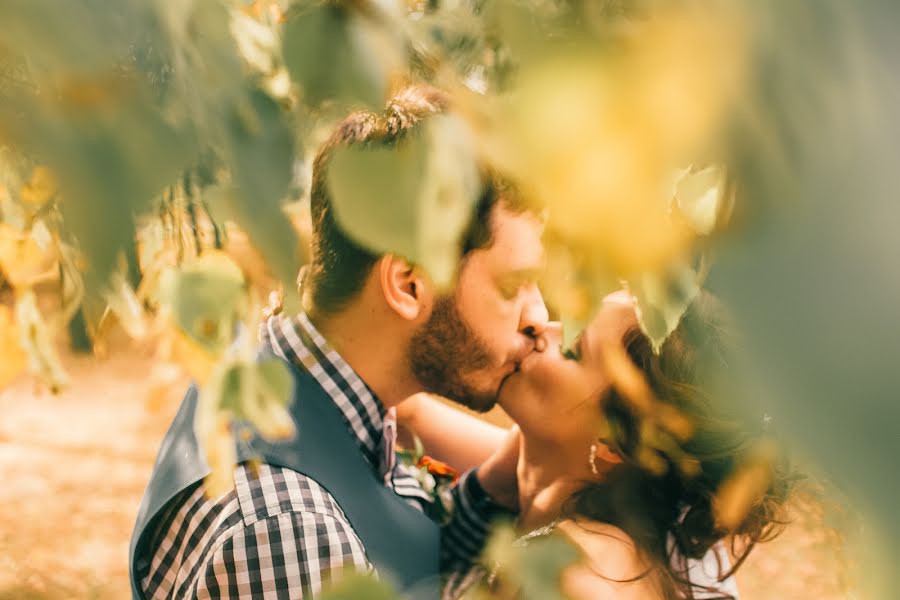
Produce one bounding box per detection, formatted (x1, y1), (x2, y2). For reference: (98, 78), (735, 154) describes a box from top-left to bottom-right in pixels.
(464, 467), (516, 517)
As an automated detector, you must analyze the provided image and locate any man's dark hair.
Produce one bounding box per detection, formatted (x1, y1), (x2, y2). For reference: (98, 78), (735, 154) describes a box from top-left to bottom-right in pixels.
(306, 85), (508, 315)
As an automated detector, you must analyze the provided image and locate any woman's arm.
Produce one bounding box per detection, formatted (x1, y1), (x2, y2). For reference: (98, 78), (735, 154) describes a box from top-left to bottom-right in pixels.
(395, 393), (509, 472)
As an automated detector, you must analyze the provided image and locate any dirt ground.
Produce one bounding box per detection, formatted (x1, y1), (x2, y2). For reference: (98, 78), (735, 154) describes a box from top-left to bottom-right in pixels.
(0, 339), (856, 600)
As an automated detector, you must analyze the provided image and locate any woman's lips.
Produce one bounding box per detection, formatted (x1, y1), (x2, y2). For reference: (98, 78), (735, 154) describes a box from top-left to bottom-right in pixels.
(516, 349), (543, 373)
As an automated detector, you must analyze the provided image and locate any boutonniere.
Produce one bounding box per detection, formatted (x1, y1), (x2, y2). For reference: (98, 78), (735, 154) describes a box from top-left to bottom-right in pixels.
(397, 437), (459, 524)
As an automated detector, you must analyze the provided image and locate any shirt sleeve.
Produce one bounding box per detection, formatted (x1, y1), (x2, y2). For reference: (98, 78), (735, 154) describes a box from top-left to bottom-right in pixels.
(193, 510), (374, 599)
(439, 467), (516, 573)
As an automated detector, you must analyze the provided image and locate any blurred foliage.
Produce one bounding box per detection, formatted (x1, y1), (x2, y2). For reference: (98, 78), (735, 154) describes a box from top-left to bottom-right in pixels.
(476, 521), (581, 600)
(1, 0), (899, 596)
(318, 573), (399, 600)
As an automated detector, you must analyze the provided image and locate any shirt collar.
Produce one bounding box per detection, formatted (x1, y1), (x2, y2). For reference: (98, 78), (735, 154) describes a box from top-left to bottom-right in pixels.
(259, 311), (389, 472)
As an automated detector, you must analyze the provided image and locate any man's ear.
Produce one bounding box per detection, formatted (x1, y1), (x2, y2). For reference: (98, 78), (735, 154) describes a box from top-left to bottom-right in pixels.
(378, 254), (431, 321)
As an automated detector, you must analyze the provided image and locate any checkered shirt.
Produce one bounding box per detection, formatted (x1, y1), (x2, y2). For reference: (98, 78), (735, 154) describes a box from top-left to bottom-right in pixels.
(136, 312), (506, 599)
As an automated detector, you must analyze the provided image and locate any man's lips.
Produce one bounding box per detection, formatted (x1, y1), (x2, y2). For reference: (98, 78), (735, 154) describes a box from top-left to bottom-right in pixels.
(497, 346), (540, 392)
(516, 349), (543, 373)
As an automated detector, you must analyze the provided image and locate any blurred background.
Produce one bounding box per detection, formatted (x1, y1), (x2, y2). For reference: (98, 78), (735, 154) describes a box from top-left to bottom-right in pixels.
(2, 0), (899, 597)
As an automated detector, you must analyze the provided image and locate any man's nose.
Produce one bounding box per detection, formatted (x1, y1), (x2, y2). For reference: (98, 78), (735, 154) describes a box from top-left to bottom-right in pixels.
(542, 321), (563, 346)
(519, 284), (549, 340)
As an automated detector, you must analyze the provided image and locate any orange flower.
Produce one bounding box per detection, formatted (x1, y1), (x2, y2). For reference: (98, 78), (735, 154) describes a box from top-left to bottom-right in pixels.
(416, 455), (459, 482)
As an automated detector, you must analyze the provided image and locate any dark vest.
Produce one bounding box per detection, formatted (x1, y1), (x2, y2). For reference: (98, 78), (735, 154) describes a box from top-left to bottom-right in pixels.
(129, 359), (440, 598)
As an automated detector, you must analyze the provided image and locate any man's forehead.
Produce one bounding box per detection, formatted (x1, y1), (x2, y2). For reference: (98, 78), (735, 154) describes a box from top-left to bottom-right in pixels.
(482, 206), (545, 271)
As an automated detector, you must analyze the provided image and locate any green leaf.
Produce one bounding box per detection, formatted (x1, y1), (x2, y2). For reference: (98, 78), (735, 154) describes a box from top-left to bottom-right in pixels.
(165, 252), (247, 354)
(626, 261), (701, 354)
(516, 535), (581, 600)
(223, 88), (303, 305)
(485, 522), (580, 600)
(217, 357), (294, 440)
(327, 114), (481, 288)
(256, 356), (293, 404)
(318, 573), (399, 600)
(282, 1), (405, 110)
(0, 82), (193, 290)
(0, 0), (148, 77)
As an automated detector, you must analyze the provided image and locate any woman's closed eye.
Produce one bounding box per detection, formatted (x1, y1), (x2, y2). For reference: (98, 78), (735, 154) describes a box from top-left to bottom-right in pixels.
(563, 334), (584, 361)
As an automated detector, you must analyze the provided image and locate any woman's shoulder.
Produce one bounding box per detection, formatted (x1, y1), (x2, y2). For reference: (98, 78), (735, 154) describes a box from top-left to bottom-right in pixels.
(555, 519), (666, 600)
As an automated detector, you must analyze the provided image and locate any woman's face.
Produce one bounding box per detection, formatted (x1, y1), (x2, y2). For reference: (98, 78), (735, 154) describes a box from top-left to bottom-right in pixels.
(498, 291), (639, 444)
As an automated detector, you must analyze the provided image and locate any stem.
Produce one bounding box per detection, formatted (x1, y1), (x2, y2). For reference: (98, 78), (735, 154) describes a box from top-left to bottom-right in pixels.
(184, 173), (203, 257)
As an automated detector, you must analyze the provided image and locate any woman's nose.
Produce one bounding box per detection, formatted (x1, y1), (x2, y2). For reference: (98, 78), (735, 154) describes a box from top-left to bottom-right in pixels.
(536, 321), (563, 352)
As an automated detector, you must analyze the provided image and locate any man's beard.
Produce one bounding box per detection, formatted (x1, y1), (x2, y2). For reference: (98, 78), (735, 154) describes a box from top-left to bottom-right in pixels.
(408, 296), (499, 412)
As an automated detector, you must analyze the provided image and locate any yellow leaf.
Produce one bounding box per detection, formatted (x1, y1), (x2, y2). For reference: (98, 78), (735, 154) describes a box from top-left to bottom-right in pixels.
(0, 305), (27, 389)
(15, 289), (70, 393)
(168, 326), (218, 384)
(673, 165), (727, 236)
(201, 412), (237, 499)
(714, 441), (778, 531)
(103, 273), (149, 340)
(19, 165), (58, 205)
(144, 363), (185, 414)
(0, 223), (57, 289)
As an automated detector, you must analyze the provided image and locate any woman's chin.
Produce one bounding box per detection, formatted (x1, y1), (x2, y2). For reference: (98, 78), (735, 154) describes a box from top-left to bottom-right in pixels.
(498, 351), (557, 408)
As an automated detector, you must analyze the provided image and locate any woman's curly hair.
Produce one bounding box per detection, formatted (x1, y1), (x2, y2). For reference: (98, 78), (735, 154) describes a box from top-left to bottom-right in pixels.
(563, 292), (797, 600)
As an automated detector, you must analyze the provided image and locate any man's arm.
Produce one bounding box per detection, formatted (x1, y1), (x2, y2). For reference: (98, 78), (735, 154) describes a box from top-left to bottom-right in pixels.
(193, 510), (373, 599)
(141, 465), (375, 600)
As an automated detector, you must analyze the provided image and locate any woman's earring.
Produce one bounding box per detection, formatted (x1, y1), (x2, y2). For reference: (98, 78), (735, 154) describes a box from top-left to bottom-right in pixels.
(589, 442), (600, 476)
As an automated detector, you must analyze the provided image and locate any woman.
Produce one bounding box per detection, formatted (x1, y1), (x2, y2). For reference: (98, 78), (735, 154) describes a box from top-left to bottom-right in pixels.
(404, 290), (793, 599)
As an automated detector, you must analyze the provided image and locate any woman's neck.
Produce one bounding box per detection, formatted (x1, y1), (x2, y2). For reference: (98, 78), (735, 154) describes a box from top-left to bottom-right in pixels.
(516, 434), (597, 532)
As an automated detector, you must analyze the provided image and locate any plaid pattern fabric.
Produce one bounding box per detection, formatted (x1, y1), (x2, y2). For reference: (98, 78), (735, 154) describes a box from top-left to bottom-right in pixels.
(138, 312), (505, 599)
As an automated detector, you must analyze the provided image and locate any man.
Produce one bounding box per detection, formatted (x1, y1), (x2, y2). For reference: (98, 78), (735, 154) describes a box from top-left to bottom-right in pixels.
(129, 85), (548, 598)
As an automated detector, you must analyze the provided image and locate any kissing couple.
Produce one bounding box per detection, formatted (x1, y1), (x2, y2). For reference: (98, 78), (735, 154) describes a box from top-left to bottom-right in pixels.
(130, 85), (791, 600)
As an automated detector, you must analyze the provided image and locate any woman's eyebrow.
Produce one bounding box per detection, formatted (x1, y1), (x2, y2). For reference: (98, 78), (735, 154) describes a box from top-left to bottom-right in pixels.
(496, 268), (542, 285)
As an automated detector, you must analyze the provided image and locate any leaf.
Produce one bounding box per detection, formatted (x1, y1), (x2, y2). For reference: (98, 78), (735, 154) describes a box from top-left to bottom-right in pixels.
(1, 81), (194, 290)
(0, 0), (143, 77)
(0, 0), (197, 291)
(327, 114), (481, 288)
(219, 357), (295, 440)
(58, 242), (86, 325)
(0, 304), (27, 389)
(201, 411), (238, 499)
(282, 1), (405, 110)
(416, 115), (484, 287)
(223, 88), (303, 306)
(15, 289), (70, 393)
(672, 165), (726, 236)
(230, 9), (279, 75)
(485, 522), (580, 600)
(516, 535), (581, 600)
(319, 573), (399, 600)
(19, 165), (57, 206)
(328, 126), (427, 257)
(168, 326), (218, 384)
(0, 223), (57, 289)
(625, 261), (701, 354)
(163, 251), (247, 354)
(193, 352), (295, 497)
(103, 272), (149, 340)
(714, 441), (778, 531)
(144, 362), (185, 413)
